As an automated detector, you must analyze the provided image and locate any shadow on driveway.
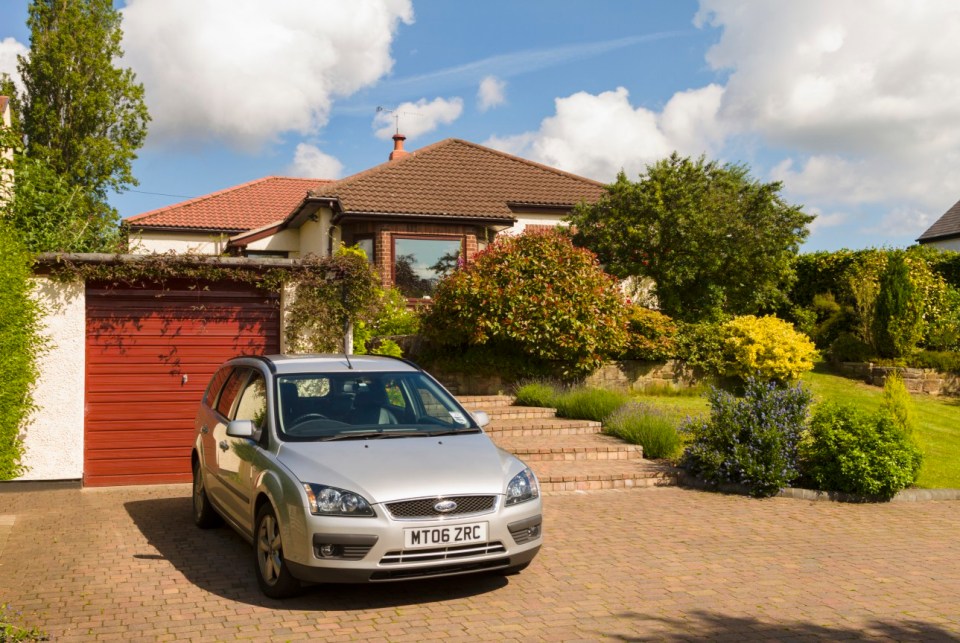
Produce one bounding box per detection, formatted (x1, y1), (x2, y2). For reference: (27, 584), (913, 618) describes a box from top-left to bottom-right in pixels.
(124, 496), (507, 610)
(607, 611), (960, 642)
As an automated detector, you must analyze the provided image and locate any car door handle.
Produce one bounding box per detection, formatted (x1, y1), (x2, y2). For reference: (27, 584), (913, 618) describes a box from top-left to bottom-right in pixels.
(201, 425), (209, 434)
(219, 440), (229, 451)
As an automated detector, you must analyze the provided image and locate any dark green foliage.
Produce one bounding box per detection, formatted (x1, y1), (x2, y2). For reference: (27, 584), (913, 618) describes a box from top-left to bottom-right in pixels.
(873, 253), (924, 358)
(605, 402), (681, 459)
(568, 153), (812, 321)
(800, 403), (923, 499)
(674, 321), (727, 375)
(422, 229), (628, 378)
(911, 350), (960, 374)
(828, 333), (875, 363)
(0, 227), (46, 480)
(620, 306), (678, 360)
(681, 378), (813, 497)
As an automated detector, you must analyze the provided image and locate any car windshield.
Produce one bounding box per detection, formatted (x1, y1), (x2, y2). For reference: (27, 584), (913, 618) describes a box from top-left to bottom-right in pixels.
(275, 371), (480, 441)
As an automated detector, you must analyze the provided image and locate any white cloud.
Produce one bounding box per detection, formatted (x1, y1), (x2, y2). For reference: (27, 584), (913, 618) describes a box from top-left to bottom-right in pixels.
(287, 143), (343, 179)
(477, 75), (506, 111)
(0, 37), (27, 94)
(373, 96), (463, 140)
(120, 0), (413, 149)
(484, 85), (724, 181)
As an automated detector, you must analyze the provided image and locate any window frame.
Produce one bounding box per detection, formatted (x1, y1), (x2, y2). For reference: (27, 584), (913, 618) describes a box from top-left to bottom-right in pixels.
(390, 233), (465, 300)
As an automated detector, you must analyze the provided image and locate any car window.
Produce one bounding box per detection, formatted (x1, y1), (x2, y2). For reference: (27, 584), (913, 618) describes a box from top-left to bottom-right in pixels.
(234, 373), (267, 429)
(216, 368), (248, 418)
(276, 372), (474, 441)
(203, 367), (233, 408)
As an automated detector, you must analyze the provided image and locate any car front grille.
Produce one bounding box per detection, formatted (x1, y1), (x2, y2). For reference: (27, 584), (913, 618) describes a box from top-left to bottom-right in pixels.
(380, 541), (507, 565)
(385, 495), (497, 520)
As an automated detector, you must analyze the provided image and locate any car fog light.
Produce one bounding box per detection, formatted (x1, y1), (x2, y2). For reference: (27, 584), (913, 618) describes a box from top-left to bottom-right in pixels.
(319, 544), (337, 558)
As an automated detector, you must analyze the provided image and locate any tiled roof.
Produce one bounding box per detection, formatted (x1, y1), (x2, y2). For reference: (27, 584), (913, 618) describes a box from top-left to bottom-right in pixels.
(918, 199), (960, 242)
(127, 176), (329, 231)
(307, 138), (605, 220)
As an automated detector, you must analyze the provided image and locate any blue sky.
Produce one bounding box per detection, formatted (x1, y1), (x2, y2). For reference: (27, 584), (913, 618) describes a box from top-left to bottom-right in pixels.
(3, 0), (960, 251)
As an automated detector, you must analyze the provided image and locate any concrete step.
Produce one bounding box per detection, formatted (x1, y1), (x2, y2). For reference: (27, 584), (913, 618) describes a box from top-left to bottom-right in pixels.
(483, 417), (603, 437)
(492, 433), (644, 462)
(530, 459), (681, 492)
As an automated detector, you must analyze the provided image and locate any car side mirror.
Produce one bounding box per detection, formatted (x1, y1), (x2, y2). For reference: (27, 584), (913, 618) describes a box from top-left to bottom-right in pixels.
(471, 411), (490, 428)
(227, 419), (257, 438)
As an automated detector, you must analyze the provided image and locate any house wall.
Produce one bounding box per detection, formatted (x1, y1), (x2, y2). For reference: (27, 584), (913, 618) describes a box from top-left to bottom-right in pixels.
(129, 230), (230, 255)
(0, 99), (12, 207)
(922, 238), (960, 252)
(19, 278), (86, 481)
(298, 207), (337, 257)
(243, 228), (301, 255)
(501, 211), (568, 235)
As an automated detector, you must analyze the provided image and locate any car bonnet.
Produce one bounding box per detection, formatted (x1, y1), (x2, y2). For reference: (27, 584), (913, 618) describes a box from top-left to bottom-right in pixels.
(275, 432), (513, 503)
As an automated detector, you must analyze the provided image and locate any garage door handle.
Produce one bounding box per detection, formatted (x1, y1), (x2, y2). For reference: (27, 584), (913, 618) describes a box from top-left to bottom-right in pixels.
(219, 440), (229, 451)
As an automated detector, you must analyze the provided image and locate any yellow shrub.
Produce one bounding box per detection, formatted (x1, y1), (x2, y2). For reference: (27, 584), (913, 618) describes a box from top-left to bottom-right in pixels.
(722, 315), (818, 381)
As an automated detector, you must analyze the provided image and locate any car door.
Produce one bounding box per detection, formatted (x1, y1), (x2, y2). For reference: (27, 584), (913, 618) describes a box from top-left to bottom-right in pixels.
(217, 369), (268, 532)
(198, 366), (234, 502)
(206, 367), (248, 519)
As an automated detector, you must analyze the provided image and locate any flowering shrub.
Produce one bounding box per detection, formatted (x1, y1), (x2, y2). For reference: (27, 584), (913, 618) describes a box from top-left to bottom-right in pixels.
(721, 315), (818, 382)
(620, 306), (678, 361)
(800, 403), (922, 499)
(681, 378), (813, 497)
(423, 230), (628, 378)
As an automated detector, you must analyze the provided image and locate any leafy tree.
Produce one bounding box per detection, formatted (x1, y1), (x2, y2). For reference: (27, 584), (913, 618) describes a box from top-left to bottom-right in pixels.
(4, 0), (149, 251)
(568, 153), (813, 322)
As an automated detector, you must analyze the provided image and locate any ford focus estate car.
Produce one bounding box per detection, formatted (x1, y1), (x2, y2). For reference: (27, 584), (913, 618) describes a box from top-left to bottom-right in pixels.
(191, 355), (542, 598)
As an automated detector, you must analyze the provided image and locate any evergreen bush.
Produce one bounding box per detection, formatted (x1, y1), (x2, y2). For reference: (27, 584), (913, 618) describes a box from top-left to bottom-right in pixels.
(720, 315), (818, 382)
(873, 253), (924, 358)
(800, 403), (923, 499)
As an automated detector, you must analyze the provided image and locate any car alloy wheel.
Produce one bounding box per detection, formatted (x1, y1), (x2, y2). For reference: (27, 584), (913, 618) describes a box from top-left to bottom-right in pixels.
(254, 504), (301, 598)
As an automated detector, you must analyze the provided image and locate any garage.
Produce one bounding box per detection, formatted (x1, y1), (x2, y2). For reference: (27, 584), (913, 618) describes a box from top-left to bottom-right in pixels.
(84, 279), (280, 486)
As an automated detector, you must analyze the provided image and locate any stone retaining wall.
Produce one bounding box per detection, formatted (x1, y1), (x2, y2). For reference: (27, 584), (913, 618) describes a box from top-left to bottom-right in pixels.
(836, 362), (960, 397)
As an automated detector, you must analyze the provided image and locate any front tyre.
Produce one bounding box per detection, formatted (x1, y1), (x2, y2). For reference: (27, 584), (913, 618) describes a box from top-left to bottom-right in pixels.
(254, 503), (301, 598)
(192, 459), (222, 528)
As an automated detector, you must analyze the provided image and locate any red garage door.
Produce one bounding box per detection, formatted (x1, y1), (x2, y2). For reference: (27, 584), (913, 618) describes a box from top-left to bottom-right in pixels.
(85, 280), (281, 486)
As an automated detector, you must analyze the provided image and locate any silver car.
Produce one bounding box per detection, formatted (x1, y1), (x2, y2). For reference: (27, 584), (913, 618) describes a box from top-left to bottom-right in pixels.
(191, 354), (542, 598)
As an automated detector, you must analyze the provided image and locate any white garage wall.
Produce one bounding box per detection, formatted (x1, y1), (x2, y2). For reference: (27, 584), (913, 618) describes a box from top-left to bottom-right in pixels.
(19, 278), (86, 481)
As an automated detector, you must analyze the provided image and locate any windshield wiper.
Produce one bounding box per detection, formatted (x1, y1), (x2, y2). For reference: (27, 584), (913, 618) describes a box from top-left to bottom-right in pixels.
(321, 430), (431, 441)
(426, 428), (482, 436)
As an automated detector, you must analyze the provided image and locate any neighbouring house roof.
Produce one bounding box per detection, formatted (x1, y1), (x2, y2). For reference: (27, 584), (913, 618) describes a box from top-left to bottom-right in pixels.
(304, 138), (605, 222)
(918, 199), (960, 243)
(126, 176), (331, 232)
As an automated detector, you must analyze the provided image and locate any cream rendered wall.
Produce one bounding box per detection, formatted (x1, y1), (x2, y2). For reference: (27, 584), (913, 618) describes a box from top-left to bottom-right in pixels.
(499, 211), (567, 235)
(298, 207), (337, 257)
(129, 230), (229, 255)
(244, 228), (301, 255)
(0, 99), (12, 206)
(923, 238), (960, 252)
(19, 278), (86, 481)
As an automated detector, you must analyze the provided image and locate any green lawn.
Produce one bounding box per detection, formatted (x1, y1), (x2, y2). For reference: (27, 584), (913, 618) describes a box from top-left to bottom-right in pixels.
(631, 365), (960, 489)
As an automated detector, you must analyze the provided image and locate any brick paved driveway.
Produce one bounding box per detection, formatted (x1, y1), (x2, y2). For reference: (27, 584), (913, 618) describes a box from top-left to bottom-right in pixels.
(1, 485), (959, 642)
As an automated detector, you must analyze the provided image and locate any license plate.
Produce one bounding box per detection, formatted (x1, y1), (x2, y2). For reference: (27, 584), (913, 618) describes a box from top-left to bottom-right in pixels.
(404, 522), (488, 549)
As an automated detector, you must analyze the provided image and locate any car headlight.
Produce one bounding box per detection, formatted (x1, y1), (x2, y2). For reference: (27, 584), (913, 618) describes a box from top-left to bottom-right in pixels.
(303, 484), (375, 517)
(505, 467), (540, 506)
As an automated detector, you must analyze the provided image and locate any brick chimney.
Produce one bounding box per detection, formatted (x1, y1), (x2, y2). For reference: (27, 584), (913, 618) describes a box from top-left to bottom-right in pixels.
(389, 133), (409, 161)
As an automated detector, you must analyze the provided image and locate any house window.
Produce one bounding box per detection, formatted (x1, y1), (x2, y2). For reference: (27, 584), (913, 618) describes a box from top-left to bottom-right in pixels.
(392, 235), (463, 299)
(354, 237), (374, 263)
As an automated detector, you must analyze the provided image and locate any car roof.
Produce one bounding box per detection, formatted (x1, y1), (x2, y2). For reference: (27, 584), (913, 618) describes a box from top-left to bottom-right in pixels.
(254, 354), (421, 375)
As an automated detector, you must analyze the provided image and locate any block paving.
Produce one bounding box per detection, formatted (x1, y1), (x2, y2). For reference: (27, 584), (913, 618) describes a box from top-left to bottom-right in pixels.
(0, 396), (958, 640)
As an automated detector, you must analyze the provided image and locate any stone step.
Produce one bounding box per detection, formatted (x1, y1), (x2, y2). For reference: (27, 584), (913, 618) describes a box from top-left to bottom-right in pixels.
(530, 459), (681, 492)
(483, 417), (603, 437)
(458, 394), (515, 408)
(492, 433), (643, 462)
